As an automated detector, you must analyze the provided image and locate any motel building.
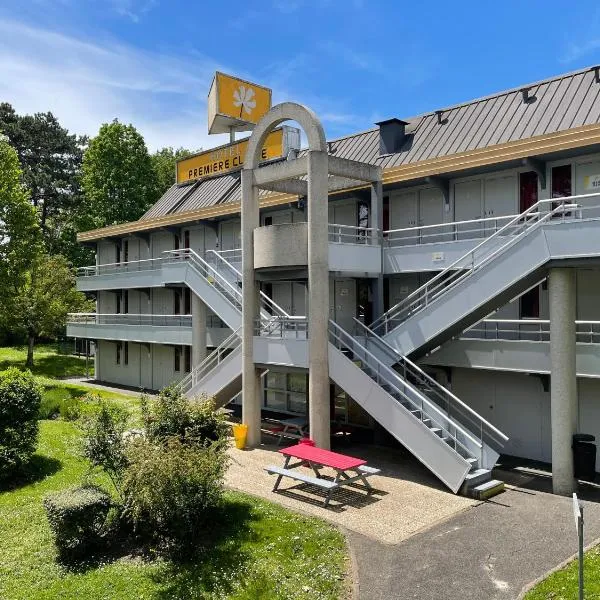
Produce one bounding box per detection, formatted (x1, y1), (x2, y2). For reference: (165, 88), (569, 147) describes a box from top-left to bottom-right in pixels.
(69, 66), (600, 499)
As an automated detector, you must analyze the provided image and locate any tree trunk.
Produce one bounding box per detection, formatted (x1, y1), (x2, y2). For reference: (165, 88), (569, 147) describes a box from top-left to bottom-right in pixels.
(26, 334), (35, 368)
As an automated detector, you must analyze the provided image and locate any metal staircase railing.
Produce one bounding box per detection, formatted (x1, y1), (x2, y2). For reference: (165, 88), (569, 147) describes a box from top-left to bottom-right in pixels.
(370, 197), (583, 336)
(328, 319), (483, 464)
(352, 318), (508, 452)
(205, 249), (289, 317)
(176, 328), (242, 395)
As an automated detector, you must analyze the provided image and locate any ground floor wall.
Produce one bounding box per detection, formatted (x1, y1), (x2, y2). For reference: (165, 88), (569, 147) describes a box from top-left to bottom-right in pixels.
(452, 367), (600, 468)
(96, 340), (187, 391)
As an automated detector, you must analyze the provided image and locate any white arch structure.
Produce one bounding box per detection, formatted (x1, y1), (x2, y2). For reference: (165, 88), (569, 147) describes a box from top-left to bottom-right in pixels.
(241, 102), (381, 448)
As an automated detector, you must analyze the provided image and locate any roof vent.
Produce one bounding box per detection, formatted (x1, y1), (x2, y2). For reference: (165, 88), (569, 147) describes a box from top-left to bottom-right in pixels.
(375, 118), (409, 155)
(521, 87), (536, 104)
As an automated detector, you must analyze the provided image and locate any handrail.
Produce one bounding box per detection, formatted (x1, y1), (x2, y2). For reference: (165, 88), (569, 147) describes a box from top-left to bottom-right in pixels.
(351, 318), (508, 448)
(328, 223), (379, 246)
(176, 327), (242, 394)
(67, 313), (192, 326)
(383, 214), (518, 236)
(371, 195), (590, 334)
(205, 249), (289, 318)
(328, 319), (482, 461)
(462, 318), (600, 344)
(163, 249), (243, 307)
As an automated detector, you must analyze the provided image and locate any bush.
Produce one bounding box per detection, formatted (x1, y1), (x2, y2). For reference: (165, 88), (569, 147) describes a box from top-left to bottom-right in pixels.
(43, 485), (112, 561)
(0, 367), (42, 479)
(122, 437), (228, 555)
(142, 386), (229, 449)
(39, 388), (82, 421)
(81, 399), (129, 494)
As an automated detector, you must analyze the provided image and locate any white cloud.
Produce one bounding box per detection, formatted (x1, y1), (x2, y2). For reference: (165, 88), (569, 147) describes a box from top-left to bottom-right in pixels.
(561, 38), (600, 64)
(0, 19), (228, 151)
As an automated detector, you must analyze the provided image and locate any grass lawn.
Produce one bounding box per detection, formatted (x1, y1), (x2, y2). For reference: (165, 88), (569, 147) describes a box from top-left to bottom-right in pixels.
(0, 419), (349, 600)
(524, 545), (600, 599)
(0, 344), (93, 378)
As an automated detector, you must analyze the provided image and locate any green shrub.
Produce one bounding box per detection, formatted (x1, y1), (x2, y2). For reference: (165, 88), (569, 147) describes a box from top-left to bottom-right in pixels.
(81, 400), (129, 494)
(43, 485), (112, 561)
(122, 437), (228, 555)
(0, 367), (42, 479)
(142, 386), (229, 449)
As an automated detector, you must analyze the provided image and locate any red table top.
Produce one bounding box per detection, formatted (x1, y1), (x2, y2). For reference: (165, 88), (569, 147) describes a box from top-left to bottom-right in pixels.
(280, 443), (367, 470)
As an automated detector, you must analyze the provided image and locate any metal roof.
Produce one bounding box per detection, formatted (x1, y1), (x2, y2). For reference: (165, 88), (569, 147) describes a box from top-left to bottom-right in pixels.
(143, 65), (600, 219)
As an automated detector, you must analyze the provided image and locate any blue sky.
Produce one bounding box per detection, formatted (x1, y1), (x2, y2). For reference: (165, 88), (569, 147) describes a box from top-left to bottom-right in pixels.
(1, 0), (600, 151)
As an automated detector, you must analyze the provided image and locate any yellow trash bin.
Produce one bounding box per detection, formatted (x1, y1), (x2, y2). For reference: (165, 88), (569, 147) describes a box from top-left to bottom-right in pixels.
(232, 424), (248, 449)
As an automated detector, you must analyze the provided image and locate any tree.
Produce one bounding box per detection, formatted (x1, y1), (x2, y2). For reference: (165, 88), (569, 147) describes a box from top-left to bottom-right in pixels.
(0, 103), (87, 264)
(151, 146), (195, 198)
(0, 136), (43, 305)
(80, 120), (158, 230)
(6, 254), (91, 367)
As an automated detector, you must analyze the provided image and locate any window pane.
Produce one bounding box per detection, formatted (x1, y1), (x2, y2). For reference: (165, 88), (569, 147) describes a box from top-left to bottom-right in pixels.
(288, 373), (306, 393)
(288, 393), (307, 415)
(266, 371), (286, 390)
(265, 390), (286, 411)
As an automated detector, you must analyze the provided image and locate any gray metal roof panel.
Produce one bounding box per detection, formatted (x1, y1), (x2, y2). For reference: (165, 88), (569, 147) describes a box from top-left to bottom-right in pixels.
(141, 184), (193, 219)
(140, 66), (600, 221)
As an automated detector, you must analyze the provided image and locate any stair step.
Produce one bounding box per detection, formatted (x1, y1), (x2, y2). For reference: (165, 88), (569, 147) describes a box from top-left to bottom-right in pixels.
(466, 457), (478, 465)
(429, 427), (442, 435)
(462, 468), (491, 489)
(470, 479), (505, 500)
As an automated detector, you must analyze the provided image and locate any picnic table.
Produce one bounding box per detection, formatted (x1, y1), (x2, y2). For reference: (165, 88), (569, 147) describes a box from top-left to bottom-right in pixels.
(270, 416), (308, 445)
(265, 443), (380, 507)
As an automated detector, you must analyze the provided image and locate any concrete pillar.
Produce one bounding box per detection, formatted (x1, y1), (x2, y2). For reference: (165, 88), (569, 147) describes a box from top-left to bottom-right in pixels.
(549, 268), (577, 496)
(241, 169), (262, 447)
(191, 292), (207, 366)
(371, 180), (384, 320)
(307, 150), (331, 449)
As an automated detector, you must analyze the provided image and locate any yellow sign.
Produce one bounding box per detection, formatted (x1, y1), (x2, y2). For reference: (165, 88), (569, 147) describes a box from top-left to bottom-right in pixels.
(208, 72), (272, 134)
(177, 128), (293, 184)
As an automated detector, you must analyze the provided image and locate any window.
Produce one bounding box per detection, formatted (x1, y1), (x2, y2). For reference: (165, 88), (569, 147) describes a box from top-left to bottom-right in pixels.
(124, 342), (129, 366)
(174, 234), (180, 250)
(174, 290), (181, 315)
(184, 346), (191, 373)
(123, 240), (129, 263)
(174, 347), (181, 372)
(116, 292), (122, 315)
(552, 164), (572, 199)
(184, 230), (190, 249)
(264, 216), (273, 226)
(382, 196), (390, 236)
(184, 288), (191, 315)
(520, 286), (540, 319)
(519, 171), (538, 212)
(123, 290), (129, 314)
(116, 342), (122, 365)
(116, 243), (121, 264)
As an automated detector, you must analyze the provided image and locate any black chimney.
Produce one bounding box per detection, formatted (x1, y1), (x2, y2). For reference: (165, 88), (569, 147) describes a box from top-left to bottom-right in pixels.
(375, 118), (409, 155)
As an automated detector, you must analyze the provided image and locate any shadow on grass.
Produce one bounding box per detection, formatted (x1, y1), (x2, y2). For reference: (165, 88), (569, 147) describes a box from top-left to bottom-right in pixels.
(150, 496), (257, 599)
(57, 494), (257, 597)
(0, 454), (62, 492)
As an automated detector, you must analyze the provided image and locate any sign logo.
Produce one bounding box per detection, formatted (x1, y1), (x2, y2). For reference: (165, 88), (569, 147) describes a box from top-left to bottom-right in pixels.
(176, 126), (300, 184)
(208, 72), (272, 135)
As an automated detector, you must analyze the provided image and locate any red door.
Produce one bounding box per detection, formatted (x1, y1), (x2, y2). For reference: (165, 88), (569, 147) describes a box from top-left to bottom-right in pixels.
(519, 171), (538, 212)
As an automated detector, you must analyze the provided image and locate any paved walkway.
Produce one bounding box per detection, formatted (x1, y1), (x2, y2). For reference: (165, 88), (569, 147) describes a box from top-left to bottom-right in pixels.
(348, 484), (600, 600)
(62, 377), (154, 397)
(226, 438), (476, 544)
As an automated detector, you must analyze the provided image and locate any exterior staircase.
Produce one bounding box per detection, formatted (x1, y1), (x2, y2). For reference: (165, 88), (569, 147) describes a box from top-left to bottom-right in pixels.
(370, 199), (595, 358)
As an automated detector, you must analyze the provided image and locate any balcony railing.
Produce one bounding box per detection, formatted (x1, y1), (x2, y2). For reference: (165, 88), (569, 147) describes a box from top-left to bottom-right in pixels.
(254, 316), (308, 339)
(383, 215), (518, 248)
(462, 319), (600, 344)
(67, 313), (193, 327)
(328, 223), (378, 245)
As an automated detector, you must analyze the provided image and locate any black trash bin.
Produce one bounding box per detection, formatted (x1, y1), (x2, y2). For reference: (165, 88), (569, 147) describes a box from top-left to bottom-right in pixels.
(573, 433), (596, 482)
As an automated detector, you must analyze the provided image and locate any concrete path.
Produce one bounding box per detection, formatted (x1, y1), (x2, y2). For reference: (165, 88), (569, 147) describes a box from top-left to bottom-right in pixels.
(348, 485), (600, 600)
(61, 377), (154, 397)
